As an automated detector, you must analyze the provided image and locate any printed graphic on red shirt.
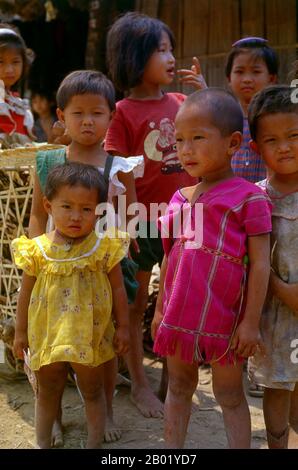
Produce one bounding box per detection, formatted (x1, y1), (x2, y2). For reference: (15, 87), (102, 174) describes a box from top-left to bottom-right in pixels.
(144, 117), (183, 174)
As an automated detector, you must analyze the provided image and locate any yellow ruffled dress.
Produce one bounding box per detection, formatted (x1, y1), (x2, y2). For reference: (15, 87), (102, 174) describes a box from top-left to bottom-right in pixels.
(12, 231), (129, 371)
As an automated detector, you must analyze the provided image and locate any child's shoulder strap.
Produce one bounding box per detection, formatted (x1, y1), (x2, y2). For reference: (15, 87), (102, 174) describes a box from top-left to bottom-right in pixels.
(103, 154), (113, 183)
(36, 147), (67, 193)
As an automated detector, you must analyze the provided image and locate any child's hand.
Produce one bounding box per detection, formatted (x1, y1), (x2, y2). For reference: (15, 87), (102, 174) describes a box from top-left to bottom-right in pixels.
(231, 321), (266, 358)
(13, 331), (28, 360)
(113, 325), (130, 356)
(177, 57), (207, 90)
(151, 308), (164, 340)
(52, 121), (72, 145)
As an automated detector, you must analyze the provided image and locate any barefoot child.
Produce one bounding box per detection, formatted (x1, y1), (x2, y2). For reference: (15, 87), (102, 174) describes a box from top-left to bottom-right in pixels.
(105, 12), (204, 417)
(151, 88), (272, 448)
(12, 162), (130, 448)
(248, 85), (298, 448)
(226, 37), (278, 183)
(0, 24), (34, 148)
(28, 70), (143, 445)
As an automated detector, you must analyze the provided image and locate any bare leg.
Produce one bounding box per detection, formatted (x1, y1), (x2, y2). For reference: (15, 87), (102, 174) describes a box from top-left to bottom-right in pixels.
(103, 356), (121, 443)
(71, 362), (106, 448)
(158, 358), (168, 403)
(126, 270), (163, 418)
(164, 354), (198, 448)
(289, 383), (298, 448)
(212, 361), (251, 448)
(35, 362), (68, 449)
(263, 387), (291, 448)
(51, 398), (64, 447)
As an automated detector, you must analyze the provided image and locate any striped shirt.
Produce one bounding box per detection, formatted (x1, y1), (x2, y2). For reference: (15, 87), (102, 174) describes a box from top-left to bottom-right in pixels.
(231, 117), (266, 183)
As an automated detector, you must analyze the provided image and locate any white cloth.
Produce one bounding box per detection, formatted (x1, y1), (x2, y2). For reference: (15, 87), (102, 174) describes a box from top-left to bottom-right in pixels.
(97, 155), (144, 200)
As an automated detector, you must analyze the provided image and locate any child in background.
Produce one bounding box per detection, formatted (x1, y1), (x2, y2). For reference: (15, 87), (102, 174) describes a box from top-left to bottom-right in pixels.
(31, 89), (56, 143)
(105, 11), (204, 418)
(0, 24), (34, 148)
(29, 70), (143, 445)
(248, 85), (298, 448)
(151, 88), (272, 448)
(12, 162), (130, 448)
(225, 37), (278, 183)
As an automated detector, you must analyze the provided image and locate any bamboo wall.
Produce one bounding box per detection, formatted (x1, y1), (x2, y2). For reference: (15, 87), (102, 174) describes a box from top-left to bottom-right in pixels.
(136, 0), (297, 94)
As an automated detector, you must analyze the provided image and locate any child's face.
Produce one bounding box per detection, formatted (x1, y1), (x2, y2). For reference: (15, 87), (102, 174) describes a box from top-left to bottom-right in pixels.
(31, 95), (52, 117)
(228, 52), (276, 106)
(57, 93), (113, 146)
(44, 184), (99, 239)
(253, 112), (298, 176)
(0, 48), (23, 89)
(175, 105), (241, 178)
(142, 31), (175, 87)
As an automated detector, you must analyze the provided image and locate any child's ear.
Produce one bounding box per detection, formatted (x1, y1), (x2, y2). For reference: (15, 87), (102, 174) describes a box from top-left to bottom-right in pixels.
(56, 107), (65, 123)
(249, 139), (260, 154)
(109, 110), (115, 121)
(43, 196), (52, 215)
(228, 131), (242, 155)
(269, 74), (277, 84)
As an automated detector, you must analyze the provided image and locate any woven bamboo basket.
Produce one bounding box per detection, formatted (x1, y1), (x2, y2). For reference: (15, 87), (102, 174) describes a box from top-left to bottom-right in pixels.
(0, 144), (65, 374)
(0, 144), (65, 319)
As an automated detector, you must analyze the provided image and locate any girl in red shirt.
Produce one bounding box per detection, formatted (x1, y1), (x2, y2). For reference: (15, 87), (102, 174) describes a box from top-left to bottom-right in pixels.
(0, 24), (34, 148)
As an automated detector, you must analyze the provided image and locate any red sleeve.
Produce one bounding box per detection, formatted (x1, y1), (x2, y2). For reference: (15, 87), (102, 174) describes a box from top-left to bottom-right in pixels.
(104, 105), (130, 155)
(157, 190), (184, 256)
(171, 92), (186, 105)
(241, 193), (272, 236)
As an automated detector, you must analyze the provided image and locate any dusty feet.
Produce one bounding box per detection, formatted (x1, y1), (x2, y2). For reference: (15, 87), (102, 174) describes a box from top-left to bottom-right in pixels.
(104, 415), (122, 443)
(130, 387), (164, 418)
(51, 420), (64, 448)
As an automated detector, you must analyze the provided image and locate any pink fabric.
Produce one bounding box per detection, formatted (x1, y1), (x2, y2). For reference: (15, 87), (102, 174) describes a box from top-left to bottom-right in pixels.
(104, 93), (196, 219)
(154, 177), (272, 365)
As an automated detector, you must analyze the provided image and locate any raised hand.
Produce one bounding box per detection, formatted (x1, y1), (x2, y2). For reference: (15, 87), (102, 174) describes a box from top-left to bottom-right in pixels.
(177, 56), (207, 90)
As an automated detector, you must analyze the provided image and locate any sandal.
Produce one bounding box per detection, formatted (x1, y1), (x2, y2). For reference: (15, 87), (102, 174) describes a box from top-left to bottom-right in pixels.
(248, 382), (265, 397)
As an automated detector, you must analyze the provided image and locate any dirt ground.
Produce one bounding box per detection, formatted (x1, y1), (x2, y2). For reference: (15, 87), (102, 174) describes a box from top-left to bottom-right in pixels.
(0, 355), (269, 450)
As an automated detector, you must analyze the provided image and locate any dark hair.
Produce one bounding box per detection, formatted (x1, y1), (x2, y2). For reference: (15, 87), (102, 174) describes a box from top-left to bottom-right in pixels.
(0, 24), (30, 88)
(45, 161), (108, 203)
(106, 12), (175, 92)
(31, 89), (56, 115)
(225, 38), (278, 78)
(178, 88), (243, 136)
(56, 70), (115, 111)
(248, 85), (298, 141)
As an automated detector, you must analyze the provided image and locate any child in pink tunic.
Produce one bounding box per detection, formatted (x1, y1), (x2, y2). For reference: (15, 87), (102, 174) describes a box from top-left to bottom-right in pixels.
(151, 88), (272, 448)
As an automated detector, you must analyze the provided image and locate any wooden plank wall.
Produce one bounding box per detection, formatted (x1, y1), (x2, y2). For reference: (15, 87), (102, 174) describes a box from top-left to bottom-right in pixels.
(136, 0), (297, 92)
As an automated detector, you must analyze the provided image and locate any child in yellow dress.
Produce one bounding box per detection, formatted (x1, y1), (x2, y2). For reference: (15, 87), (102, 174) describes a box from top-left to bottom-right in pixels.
(12, 161), (130, 449)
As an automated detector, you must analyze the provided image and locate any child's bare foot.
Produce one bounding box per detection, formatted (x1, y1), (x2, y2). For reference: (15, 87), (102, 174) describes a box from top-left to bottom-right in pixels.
(130, 387), (164, 418)
(51, 420), (64, 448)
(104, 415), (122, 443)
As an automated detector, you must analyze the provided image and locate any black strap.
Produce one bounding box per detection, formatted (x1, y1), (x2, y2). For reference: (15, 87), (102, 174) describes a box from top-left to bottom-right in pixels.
(103, 154), (113, 183)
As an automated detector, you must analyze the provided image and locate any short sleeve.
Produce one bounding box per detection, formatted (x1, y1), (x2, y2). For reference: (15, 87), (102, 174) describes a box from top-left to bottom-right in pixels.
(102, 232), (130, 273)
(108, 156), (144, 198)
(241, 192), (272, 236)
(11, 236), (39, 277)
(104, 106), (130, 155)
(157, 190), (183, 256)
